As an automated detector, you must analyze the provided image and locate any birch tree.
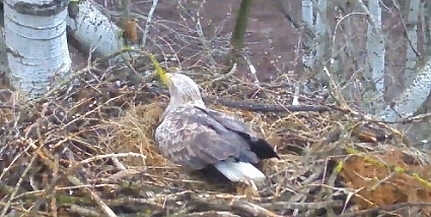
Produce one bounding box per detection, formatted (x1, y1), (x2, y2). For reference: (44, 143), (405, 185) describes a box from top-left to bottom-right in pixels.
(2, 0), (140, 97)
(315, 0), (328, 66)
(4, 0), (72, 97)
(301, 0), (314, 69)
(66, 0), (129, 64)
(374, 1), (431, 123)
(377, 59), (431, 122)
(404, 0), (420, 87)
(363, 0), (385, 112)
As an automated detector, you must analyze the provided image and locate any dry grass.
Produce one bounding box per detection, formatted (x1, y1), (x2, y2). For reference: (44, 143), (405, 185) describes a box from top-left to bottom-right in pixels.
(1, 62), (431, 217)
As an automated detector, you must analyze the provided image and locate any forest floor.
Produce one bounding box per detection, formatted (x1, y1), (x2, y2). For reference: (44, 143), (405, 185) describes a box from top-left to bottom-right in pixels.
(1, 0), (431, 217)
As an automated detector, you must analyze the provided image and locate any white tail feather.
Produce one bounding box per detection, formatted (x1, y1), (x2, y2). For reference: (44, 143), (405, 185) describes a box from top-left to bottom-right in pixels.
(213, 161), (266, 183)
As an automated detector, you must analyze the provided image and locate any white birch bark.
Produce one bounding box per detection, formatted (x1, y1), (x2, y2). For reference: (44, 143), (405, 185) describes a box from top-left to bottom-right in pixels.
(377, 58), (431, 122)
(315, 0), (327, 64)
(66, 1), (128, 64)
(301, 0), (314, 68)
(404, 0), (420, 87)
(365, 0), (385, 110)
(4, 0), (72, 97)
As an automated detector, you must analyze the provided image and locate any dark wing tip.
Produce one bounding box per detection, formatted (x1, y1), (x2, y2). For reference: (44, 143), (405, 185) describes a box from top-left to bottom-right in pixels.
(250, 138), (280, 160)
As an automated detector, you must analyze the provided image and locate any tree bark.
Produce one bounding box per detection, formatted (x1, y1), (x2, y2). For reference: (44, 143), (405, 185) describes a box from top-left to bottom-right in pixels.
(66, 0), (129, 64)
(364, 0), (385, 112)
(4, 0), (72, 97)
(226, 0), (254, 67)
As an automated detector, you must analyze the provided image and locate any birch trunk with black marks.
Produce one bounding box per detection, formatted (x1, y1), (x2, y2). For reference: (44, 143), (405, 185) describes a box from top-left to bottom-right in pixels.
(66, 0), (128, 64)
(364, 0), (385, 113)
(4, 0), (72, 97)
(404, 0), (420, 87)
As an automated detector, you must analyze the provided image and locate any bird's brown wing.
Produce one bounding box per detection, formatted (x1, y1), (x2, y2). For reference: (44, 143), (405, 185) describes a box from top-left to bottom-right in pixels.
(154, 105), (259, 171)
(198, 107), (260, 138)
(196, 107), (280, 160)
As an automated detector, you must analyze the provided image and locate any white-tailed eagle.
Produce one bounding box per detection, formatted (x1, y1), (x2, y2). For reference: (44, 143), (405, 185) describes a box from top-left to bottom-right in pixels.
(154, 72), (279, 185)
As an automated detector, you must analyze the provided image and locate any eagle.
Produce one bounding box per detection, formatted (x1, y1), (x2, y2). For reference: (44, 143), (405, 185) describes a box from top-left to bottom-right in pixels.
(154, 72), (280, 185)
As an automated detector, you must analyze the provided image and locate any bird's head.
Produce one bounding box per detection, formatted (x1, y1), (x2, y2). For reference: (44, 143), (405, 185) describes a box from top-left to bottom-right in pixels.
(161, 72), (205, 109)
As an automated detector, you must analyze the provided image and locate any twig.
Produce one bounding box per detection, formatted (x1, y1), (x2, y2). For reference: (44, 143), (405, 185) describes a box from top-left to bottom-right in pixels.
(356, 0), (382, 35)
(208, 63), (237, 83)
(243, 55), (260, 86)
(194, 3), (217, 66)
(259, 200), (343, 211)
(391, 1), (421, 60)
(339, 202), (431, 217)
(141, 0), (158, 48)
(273, 0), (301, 30)
(182, 211), (240, 217)
(215, 99), (330, 113)
(231, 199), (284, 217)
(75, 153), (146, 168)
(70, 204), (102, 217)
(145, 86), (330, 113)
(68, 175), (117, 217)
(292, 82), (300, 106)
(0, 139), (42, 217)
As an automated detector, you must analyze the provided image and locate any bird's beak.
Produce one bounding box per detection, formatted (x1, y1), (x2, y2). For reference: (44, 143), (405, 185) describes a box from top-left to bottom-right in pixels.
(148, 53), (170, 87)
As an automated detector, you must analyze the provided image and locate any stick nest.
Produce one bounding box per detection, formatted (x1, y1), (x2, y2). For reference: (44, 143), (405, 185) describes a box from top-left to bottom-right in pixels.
(1, 64), (431, 217)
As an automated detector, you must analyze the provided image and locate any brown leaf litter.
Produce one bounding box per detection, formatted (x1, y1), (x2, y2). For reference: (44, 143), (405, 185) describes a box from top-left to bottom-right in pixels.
(1, 65), (431, 217)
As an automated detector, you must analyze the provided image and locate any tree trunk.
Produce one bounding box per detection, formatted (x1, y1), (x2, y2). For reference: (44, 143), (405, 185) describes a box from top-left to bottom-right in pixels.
(377, 58), (431, 122)
(364, 0), (385, 112)
(4, 0), (72, 97)
(301, 0), (314, 70)
(226, 0), (253, 67)
(404, 0), (420, 87)
(66, 0), (129, 64)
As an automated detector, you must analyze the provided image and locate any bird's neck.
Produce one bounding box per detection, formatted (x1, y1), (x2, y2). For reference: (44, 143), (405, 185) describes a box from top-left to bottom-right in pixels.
(166, 98), (206, 111)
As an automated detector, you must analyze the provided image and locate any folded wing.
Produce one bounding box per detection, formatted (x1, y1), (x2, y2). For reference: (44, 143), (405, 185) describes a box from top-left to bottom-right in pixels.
(154, 105), (277, 183)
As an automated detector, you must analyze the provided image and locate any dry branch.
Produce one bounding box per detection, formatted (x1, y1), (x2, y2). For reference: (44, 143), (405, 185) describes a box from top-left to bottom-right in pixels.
(145, 86), (331, 113)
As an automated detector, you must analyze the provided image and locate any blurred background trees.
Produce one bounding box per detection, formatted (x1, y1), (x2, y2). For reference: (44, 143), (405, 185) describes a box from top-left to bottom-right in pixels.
(276, 0), (431, 149)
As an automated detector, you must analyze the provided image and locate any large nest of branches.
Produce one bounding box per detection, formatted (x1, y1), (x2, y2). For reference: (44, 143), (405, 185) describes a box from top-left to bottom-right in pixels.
(1, 58), (431, 217)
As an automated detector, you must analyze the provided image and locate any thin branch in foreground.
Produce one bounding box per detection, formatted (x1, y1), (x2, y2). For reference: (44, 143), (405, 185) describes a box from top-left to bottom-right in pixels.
(70, 204), (102, 217)
(141, 0), (159, 48)
(0, 140), (41, 216)
(68, 175), (117, 217)
(339, 202), (431, 217)
(182, 211), (240, 217)
(231, 199), (285, 217)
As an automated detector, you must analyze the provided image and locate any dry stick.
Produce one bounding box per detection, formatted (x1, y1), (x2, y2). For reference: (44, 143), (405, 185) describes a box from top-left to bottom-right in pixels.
(68, 175), (117, 217)
(141, 0), (158, 48)
(182, 211), (240, 217)
(195, 4), (217, 66)
(208, 63), (238, 83)
(75, 153), (146, 168)
(231, 199), (284, 217)
(0, 140), (42, 217)
(356, 0), (381, 34)
(29, 154), (62, 217)
(145, 86), (330, 113)
(70, 205), (102, 217)
(339, 202), (431, 217)
(243, 56), (260, 86)
(259, 200), (343, 211)
(0, 201), (46, 216)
